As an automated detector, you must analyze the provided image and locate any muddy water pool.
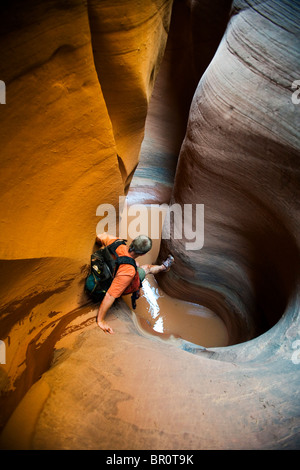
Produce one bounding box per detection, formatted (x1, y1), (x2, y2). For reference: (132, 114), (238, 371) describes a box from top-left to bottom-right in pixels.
(121, 205), (229, 348)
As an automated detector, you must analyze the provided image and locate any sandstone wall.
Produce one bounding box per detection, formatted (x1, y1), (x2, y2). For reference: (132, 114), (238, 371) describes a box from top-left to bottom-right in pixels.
(1, 0), (300, 450)
(129, 0), (232, 204)
(88, 0), (173, 192)
(0, 0), (173, 432)
(158, 0), (300, 345)
(0, 0), (173, 261)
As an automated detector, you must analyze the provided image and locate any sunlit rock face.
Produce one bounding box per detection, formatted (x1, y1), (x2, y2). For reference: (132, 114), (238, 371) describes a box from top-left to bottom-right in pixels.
(1, 1), (118, 261)
(1, 0), (300, 451)
(88, 0), (173, 192)
(158, 0), (300, 346)
(0, 0), (173, 433)
(0, 0), (172, 260)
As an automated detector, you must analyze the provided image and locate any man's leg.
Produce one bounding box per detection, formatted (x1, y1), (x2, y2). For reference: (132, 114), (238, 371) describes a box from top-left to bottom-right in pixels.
(140, 264), (165, 275)
(140, 254), (174, 275)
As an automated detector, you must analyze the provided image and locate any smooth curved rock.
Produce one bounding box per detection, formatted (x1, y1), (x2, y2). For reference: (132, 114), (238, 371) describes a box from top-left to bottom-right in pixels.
(159, 0), (300, 345)
(0, 0), (173, 435)
(87, 0), (173, 191)
(1, 0), (300, 451)
(156, 0), (300, 446)
(129, 0), (232, 204)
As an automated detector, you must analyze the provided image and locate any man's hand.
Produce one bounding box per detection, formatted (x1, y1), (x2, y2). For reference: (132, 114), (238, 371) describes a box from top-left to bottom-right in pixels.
(96, 292), (116, 334)
(97, 320), (114, 334)
(95, 236), (103, 246)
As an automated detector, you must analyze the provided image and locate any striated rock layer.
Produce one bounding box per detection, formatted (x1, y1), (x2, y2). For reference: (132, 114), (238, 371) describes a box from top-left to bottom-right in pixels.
(128, 0), (232, 204)
(1, 0), (300, 451)
(158, 0), (300, 346)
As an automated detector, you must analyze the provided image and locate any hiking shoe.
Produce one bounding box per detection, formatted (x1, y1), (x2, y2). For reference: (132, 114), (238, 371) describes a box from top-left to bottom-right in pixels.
(162, 254), (174, 271)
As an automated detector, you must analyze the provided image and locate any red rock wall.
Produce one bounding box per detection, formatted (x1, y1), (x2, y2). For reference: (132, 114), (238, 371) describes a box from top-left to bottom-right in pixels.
(0, 0), (300, 451)
(158, 0), (300, 345)
(128, 0), (232, 204)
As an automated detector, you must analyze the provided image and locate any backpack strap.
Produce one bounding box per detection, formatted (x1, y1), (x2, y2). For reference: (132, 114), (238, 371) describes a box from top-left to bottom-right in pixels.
(106, 239), (137, 275)
(115, 256), (137, 272)
(107, 239), (127, 257)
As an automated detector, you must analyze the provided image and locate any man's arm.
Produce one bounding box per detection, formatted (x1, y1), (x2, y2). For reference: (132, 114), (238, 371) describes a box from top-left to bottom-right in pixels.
(96, 265), (136, 335)
(97, 292), (116, 334)
(96, 232), (116, 247)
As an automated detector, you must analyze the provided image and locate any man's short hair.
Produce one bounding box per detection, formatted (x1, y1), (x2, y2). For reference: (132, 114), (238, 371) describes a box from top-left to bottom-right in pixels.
(129, 235), (152, 255)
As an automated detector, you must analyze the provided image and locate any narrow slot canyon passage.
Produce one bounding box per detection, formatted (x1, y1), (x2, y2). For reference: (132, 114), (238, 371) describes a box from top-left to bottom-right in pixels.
(0, 0), (300, 451)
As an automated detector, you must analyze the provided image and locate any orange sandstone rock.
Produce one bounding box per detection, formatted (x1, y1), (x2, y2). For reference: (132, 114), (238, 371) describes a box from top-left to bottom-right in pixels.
(0, 0), (173, 435)
(0, 0), (173, 260)
(88, 0), (173, 192)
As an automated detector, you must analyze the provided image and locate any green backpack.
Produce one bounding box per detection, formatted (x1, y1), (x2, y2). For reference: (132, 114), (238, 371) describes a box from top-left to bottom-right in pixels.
(85, 239), (137, 303)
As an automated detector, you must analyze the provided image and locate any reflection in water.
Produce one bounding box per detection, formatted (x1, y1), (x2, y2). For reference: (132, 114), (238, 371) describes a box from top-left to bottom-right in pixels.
(143, 279), (160, 320)
(125, 274), (229, 348)
(142, 280), (165, 334)
(153, 316), (164, 334)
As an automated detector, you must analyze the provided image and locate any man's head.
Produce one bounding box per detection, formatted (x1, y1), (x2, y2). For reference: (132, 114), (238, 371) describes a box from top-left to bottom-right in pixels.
(129, 235), (152, 256)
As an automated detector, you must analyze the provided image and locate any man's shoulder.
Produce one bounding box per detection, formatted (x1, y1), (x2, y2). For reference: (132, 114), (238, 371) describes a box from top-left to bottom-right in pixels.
(115, 241), (130, 256)
(115, 262), (136, 277)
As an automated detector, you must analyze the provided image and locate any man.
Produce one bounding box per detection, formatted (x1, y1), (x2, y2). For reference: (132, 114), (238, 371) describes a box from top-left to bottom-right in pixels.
(96, 232), (174, 334)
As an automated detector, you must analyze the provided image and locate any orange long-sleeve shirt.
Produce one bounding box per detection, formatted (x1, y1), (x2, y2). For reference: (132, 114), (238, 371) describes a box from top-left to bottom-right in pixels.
(97, 233), (136, 298)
